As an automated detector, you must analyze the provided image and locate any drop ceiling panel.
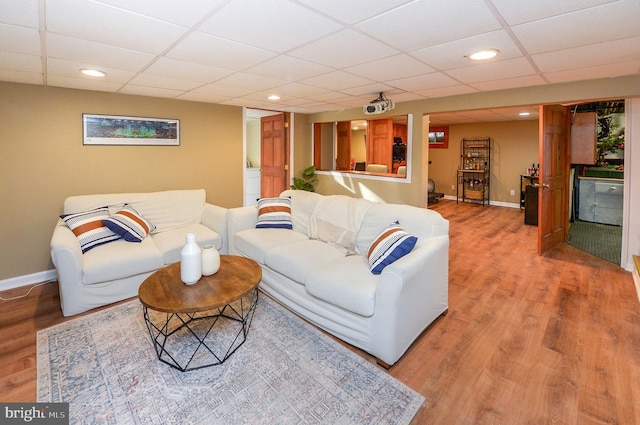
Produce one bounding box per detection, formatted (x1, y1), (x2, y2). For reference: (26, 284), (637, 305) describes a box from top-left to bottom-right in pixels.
(416, 85), (478, 99)
(410, 30), (523, 71)
(345, 54), (435, 81)
(512, 1), (640, 54)
(167, 32), (276, 70)
(96, 0), (226, 27)
(0, 51), (40, 73)
(288, 29), (398, 69)
(46, 0), (187, 54)
(491, 0), (618, 25)
(244, 56), (333, 82)
(296, 0), (413, 25)
(544, 61), (640, 83)
(144, 57), (234, 83)
(128, 74), (203, 92)
(356, 0), (502, 51)
(214, 72), (287, 91)
(0, 0), (39, 27)
(386, 72), (460, 92)
(469, 74), (546, 91)
(119, 84), (185, 99)
(46, 34), (156, 72)
(532, 36), (640, 73)
(0, 24), (40, 55)
(46, 74), (124, 92)
(447, 57), (537, 84)
(47, 58), (135, 83)
(197, 0), (343, 53)
(301, 70), (374, 91)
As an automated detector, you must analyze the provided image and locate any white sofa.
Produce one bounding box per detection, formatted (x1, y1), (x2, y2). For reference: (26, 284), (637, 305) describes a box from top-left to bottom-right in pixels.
(50, 189), (227, 317)
(227, 189), (449, 367)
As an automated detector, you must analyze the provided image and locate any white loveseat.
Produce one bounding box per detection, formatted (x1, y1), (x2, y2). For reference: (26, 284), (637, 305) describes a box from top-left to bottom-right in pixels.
(227, 190), (449, 367)
(50, 189), (227, 317)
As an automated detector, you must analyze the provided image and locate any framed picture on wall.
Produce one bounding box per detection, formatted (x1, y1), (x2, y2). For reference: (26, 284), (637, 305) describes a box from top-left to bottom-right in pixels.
(83, 114), (180, 146)
(428, 126), (449, 149)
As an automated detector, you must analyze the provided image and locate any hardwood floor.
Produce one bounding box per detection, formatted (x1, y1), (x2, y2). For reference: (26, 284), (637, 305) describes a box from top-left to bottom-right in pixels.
(1, 200), (638, 424)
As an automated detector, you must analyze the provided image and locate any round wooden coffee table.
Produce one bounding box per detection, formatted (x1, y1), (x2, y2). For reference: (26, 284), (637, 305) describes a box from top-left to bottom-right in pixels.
(138, 255), (262, 371)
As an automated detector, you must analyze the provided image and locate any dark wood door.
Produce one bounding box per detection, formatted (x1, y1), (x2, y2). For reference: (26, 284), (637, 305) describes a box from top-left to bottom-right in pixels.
(336, 121), (351, 170)
(538, 105), (570, 254)
(366, 118), (393, 170)
(260, 113), (287, 198)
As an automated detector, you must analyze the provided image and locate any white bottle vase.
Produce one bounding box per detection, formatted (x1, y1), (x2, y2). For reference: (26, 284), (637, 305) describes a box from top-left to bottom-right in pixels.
(180, 233), (202, 285)
(201, 245), (220, 276)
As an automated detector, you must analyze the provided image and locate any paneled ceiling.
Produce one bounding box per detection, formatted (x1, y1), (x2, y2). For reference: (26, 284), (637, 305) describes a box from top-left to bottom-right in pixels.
(1, 0), (639, 120)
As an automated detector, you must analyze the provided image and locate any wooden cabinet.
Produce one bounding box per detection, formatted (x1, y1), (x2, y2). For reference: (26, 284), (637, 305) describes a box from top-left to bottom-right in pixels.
(578, 177), (623, 225)
(571, 112), (597, 164)
(456, 138), (490, 205)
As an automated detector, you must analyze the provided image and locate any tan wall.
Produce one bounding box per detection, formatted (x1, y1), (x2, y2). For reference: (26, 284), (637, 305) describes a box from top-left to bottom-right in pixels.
(428, 120), (539, 204)
(0, 82), (244, 280)
(246, 118), (260, 168)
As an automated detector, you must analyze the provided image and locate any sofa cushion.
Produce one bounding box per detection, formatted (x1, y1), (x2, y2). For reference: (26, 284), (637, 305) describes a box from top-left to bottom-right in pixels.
(279, 190), (324, 235)
(264, 239), (345, 284)
(82, 237), (164, 285)
(256, 197), (292, 229)
(306, 255), (377, 317)
(63, 190), (206, 234)
(233, 228), (308, 264)
(60, 207), (121, 253)
(152, 223), (222, 264)
(103, 204), (155, 242)
(367, 222), (417, 275)
(356, 203), (446, 255)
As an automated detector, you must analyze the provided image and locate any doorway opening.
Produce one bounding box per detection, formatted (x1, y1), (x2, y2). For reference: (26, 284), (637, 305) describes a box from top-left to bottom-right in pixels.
(568, 100), (625, 265)
(244, 108), (290, 206)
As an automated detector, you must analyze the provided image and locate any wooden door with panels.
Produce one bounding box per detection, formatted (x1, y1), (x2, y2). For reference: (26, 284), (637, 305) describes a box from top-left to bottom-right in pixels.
(260, 113), (288, 199)
(538, 105), (570, 254)
(366, 118), (393, 171)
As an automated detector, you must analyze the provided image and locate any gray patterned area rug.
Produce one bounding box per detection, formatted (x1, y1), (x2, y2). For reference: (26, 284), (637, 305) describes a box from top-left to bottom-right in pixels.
(37, 294), (424, 424)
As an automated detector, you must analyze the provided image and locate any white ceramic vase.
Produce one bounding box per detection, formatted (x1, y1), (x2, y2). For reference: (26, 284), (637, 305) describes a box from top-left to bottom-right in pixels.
(180, 233), (202, 285)
(201, 245), (220, 276)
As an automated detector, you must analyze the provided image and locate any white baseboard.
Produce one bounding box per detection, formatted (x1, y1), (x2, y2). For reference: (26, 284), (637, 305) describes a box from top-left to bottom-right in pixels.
(0, 269), (57, 292)
(440, 195), (520, 209)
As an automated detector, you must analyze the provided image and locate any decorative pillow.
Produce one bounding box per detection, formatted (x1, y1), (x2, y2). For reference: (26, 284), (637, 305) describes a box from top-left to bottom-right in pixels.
(60, 207), (121, 253)
(103, 204), (156, 242)
(367, 222), (418, 275)
(256, 197), (293, 229)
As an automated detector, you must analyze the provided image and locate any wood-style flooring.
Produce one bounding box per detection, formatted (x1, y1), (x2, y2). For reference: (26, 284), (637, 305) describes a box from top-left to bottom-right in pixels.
(1, 200), (638, 424)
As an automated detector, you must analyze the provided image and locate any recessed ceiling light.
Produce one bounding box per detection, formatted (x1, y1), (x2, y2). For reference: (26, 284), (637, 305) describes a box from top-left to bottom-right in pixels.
(80, 69), (106, 77)
(268, 95), (280, 100)
(519, 112), (531, 117)
(469, 49), (499, 60)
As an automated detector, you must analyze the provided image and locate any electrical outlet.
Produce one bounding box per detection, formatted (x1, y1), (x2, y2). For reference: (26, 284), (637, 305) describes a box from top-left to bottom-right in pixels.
(510, 189), (515, 196)
(451, 184), (455, 190)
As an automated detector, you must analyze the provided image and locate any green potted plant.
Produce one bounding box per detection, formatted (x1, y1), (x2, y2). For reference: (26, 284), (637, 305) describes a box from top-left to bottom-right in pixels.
(291, 165), (318, 192)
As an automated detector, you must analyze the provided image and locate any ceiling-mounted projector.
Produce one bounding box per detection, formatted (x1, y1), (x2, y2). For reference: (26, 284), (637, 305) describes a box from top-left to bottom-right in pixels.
(363, 92), (395, 115)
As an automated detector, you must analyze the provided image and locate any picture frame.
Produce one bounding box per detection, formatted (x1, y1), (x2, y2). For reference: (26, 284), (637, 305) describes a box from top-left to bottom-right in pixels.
(83, 114), (180, 146)
(428, 126), (449, 149)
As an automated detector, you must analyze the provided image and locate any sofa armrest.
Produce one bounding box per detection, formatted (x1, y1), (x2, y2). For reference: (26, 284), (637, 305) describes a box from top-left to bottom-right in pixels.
(201, 203), (229, 254)
(50, 220), (84, 314)
(371, 234), (449, 365)
(227, 206), (258, 255)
